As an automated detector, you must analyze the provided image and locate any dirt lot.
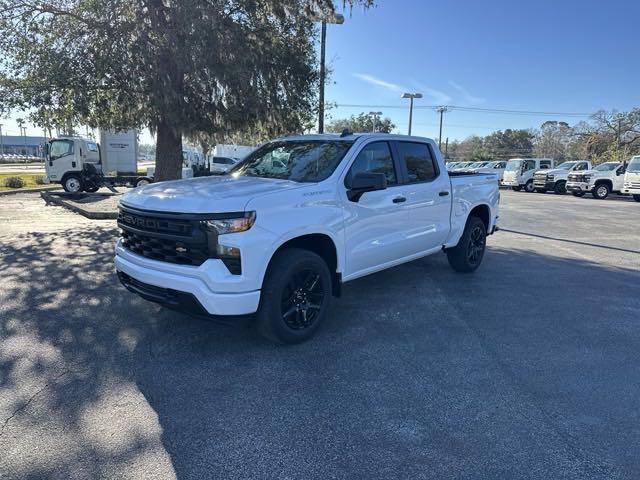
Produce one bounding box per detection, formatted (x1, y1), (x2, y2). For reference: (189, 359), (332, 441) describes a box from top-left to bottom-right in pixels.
(1, 190), (639, 479)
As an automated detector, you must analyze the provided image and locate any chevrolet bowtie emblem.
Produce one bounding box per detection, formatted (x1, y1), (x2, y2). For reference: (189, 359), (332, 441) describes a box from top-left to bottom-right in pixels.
(175, 246), (188, 253)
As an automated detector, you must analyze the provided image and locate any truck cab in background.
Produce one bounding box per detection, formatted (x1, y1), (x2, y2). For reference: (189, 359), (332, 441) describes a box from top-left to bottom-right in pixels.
(533, 160), (591, 194)
(566, 161), (626, 199)
(501, 158), (554, 192)
(621, 156), (640, 202)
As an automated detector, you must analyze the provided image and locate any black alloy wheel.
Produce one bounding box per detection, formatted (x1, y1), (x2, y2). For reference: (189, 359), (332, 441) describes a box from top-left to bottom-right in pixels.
(280, 269), (325, 331)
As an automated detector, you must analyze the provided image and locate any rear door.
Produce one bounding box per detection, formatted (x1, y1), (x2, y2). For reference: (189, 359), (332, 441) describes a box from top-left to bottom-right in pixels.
(392, 141), (452, 254)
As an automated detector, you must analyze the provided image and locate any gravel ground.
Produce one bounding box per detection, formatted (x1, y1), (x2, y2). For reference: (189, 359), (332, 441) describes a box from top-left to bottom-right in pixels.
(0, 190), (639, 479)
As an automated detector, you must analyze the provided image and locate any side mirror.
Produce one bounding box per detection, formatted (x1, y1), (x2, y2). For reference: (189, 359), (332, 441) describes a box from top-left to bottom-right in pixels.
(347, 172), (387, 202)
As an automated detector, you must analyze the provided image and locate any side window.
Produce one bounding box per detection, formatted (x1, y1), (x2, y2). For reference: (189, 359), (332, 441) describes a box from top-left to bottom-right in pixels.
(540, 160), (552, 169)
(396, 142), (438, 182)
(86, 142), (98, 152)
(523, 160), (536, 171)
(348, 142), (397, 185)
(575, 162), (588, 171)
(496, 162), (506, 169)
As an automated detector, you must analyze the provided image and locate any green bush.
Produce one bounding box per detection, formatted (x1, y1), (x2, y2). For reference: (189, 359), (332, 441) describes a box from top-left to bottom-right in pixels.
(34, 175), (46, 185)
(3, 176), (25, 188)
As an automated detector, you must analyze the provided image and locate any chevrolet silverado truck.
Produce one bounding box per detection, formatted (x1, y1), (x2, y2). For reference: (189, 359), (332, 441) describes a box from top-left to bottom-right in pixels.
(621, 156), (640, 202)
(566, 161), (625, 199)
(115, 133), (499, 343)
(532, 160), (591, 194)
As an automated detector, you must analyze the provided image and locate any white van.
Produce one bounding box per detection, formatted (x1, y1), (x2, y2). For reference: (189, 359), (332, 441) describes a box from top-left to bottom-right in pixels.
(621, 155), (640, 202)
(501, 158), (554, 192)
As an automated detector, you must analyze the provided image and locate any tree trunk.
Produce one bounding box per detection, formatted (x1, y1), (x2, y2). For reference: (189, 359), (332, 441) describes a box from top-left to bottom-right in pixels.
(155, 121), (183, 181)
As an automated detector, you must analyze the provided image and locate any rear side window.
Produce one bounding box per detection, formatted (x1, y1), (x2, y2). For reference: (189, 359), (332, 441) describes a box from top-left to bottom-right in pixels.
(397, 142), (437, 182)
(540, 160), (552, 169)
(348, 142), (397, 185)
(575, 162), (589, 171)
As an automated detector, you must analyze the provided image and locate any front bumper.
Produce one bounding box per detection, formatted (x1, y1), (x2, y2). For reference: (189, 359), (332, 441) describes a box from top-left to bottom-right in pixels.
(115, 241), (260, 315)
(501, 179), (519, 186)
(622, 187), (640, 195)
(533, 179), (554, 190)
(566, 182), (592, 192)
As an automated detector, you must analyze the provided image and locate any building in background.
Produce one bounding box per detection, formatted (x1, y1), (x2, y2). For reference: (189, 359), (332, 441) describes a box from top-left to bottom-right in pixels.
(0, 135), (46, 157)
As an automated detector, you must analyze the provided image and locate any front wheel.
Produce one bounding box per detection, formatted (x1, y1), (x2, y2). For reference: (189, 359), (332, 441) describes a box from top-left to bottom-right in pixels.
(62, 174), (83, 193)
(256, 248), (332, 344)
(447, 216), (487, 273)
(633, 195), (640, 203)
(524, 180), (535, 193)
(592, 183), (610, 200)
(554, 180), (567, 194)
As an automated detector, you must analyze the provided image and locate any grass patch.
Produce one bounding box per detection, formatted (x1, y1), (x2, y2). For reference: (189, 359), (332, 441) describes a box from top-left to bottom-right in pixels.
(0, 173), (47, 190)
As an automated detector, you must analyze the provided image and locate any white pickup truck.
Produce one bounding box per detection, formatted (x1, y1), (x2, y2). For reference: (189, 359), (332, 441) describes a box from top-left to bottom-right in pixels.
(566, 161), (626, 199)
(621, 156), (640, 202)
(532, 160), (591, 194)
(115, 134), (499, 343)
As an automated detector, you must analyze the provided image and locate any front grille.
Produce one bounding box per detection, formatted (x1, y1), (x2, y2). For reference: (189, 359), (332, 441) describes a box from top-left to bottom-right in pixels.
(569, 174), (586, 182)
(631, 182), (640, 188)
(121, 230), (210, 266)
(118, 205), (212, 267)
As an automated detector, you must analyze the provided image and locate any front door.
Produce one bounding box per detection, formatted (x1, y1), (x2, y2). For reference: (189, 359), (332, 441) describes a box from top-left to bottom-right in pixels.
(47, 139), (78, 181)
(342, 141), (414, 278)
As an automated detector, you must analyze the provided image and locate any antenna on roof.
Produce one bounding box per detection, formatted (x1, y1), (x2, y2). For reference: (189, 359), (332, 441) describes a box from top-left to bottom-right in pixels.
(340, 129), (353, 138)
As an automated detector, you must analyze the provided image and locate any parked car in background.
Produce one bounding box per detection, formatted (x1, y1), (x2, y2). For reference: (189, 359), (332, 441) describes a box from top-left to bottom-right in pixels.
(210, 156), (239, 174)
(532, 161), (591, 194)
(566, 161), (625, 199)
(115, 133), (499, 343)
(501, 158), (554, 192)
(621, 155), (640, 202)
(451, 161), (474, 171)
(472, 161), (507, 180)
(446, 161), (462, 170)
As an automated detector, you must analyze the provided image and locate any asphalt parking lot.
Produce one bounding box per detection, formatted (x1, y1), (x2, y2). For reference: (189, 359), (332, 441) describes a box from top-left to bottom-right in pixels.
(1, 190), (639, 479)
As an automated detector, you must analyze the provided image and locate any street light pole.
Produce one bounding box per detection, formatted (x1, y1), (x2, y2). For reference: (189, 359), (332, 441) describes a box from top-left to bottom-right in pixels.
(316, 13), (344, 134)
(437, 106), (449, 150)
(369, 111), (382, 132)
(401, 93), (422, 135)
(0, 124), (4, 158)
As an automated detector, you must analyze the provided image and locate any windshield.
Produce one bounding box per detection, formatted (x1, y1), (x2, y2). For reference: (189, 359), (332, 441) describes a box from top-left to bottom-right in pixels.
(505, 160), (522, 171)
(628, 157), (640, 173)
(594, 162), (619, 171)
(49, 139), (74, 159)
(230, 140), (354, 182)
(556, 161), (577, 170)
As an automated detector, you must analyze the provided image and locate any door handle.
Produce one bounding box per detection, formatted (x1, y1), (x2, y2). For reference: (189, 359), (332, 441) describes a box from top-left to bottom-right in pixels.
(439, 191), (450, 196)
(392, 196), (406, 204)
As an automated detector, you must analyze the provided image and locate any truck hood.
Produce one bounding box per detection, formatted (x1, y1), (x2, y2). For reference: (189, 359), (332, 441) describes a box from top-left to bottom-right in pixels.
(536, 168), (569, 176)
(120, 175), (307, 213)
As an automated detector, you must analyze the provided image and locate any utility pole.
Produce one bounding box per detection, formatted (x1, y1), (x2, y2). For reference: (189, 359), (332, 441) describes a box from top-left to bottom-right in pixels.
(369, 111), (382, 132)
(315, 13), (344, 134)
(401, 93), (422, 135)
(0, 124), (4, 159)
(20, 126), (28, 163)
(437, 106), (449, 150)
(445, 137), (449, 159)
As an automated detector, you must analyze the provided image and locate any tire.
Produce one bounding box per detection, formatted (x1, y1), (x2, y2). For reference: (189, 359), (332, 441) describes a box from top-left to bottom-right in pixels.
(447, 216), (487, 273)
(135, 178), (151, 188)
(256, 248), (332, 344)
(524, 180), (534, 193)
(592, 183), (610, 200)
(535, 188), (546, 193)
(572, 191), (585, 197)
(633, 195), (640, 203)
(553, 180), (567, 194)
(511, 186), (522, 192)
(62, 174), (83, 193)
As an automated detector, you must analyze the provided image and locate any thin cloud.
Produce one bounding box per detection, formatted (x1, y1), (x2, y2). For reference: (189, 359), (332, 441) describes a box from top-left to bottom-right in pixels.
(449, 81), (486, 105)
(353, 73), (407, 93)
(410, 81), (452, 105)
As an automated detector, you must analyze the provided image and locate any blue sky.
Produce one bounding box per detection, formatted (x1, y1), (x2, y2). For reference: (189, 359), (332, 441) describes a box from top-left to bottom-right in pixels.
(325, 0), (640, 140)
(2, 0), (639, 144)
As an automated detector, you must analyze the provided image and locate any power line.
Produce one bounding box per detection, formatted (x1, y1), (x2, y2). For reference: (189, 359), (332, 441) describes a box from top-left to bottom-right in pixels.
(332, 103), (594, 117)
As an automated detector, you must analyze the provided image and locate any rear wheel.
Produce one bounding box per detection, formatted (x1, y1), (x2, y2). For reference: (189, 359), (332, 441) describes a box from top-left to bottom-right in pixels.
(62, 174), (83, 193)
(256, 248), (332, 344)
(447, 216), (487, 273)
(592, 183), (610, 200)
(524, 180), (535, 193)
(633, 195), (640, 203)
(572, 191), (585, 197)
(554, 180), (567, 194)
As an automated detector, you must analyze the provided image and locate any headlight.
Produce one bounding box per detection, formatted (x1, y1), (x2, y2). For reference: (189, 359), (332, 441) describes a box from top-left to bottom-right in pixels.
(547, 174), (554, 180)
(204, 211), (256, 234)
(583, 176), (591, 183)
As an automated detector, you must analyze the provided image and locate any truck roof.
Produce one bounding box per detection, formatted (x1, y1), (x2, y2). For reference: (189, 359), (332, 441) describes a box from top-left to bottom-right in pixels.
(276, 133), (435, 143)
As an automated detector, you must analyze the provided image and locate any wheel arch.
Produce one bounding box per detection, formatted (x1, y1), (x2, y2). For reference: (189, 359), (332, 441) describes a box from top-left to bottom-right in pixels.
(468, 203), (491, 232)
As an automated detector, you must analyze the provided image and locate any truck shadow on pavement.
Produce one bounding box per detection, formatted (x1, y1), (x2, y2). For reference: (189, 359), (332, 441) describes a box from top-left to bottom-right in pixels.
(1, 228), (639, 479)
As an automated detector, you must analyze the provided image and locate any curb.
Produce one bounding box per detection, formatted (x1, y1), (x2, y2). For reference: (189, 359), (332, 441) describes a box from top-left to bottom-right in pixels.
(0, 185), (60, 196)
(41, 191), (119, 220)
